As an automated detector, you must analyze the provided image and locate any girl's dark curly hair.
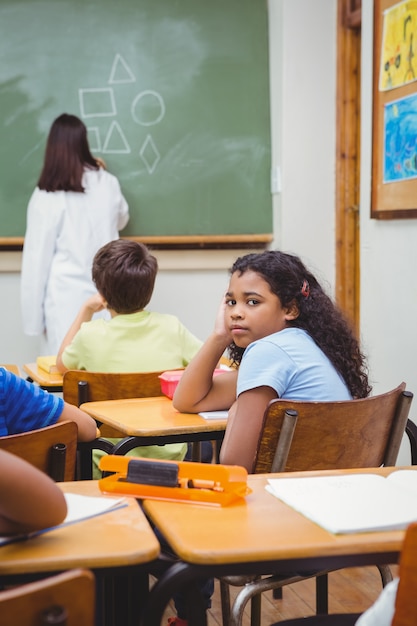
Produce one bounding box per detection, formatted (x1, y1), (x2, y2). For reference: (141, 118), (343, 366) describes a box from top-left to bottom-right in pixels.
(227, 250), (371, 399)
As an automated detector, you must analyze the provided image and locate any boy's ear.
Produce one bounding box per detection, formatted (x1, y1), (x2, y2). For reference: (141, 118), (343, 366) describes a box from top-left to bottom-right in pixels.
(284, 300), (300, 321)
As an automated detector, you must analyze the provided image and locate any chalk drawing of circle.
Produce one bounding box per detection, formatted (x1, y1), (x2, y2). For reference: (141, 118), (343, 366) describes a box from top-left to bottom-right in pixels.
(131, 90), (165, 126)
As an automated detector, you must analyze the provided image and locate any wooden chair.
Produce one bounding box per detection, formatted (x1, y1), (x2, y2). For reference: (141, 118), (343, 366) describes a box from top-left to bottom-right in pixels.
(391, 521), (417, 626)
(0, 421), (78, 481)
(405, 419), (417, 465)
(220, 382), (414, 626)
(63, 369), (165, 408)
(269, 520), (417, 626)
(63, 369), (166, 478)
(0, 568), (95, 626)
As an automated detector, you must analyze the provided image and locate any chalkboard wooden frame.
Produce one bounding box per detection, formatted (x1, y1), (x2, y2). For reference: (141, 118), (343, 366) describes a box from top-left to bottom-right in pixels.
(0, 234), (273, 251)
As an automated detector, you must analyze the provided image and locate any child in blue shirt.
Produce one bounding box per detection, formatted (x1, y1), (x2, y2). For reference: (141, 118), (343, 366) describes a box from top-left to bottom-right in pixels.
(174, 249), (371, 473)
(0, 367), (97, 441)
(169, 249), (371, 625)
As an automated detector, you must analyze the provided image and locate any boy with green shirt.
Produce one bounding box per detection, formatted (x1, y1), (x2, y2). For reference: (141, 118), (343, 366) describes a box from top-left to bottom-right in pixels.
(56, 239), (203, 473)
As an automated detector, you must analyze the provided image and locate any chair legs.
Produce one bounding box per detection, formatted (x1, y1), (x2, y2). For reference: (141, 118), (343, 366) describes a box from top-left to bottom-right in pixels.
(315, 568), (391, 616)
(219, 576), (263, 626)
(220, 565), (387, 626)
(220, 579), (231, 625)
(378, 564), (393, 587)
(316, 574), (328, 614)
(220, 572), (319, 626)
(220, 576), (266, 626)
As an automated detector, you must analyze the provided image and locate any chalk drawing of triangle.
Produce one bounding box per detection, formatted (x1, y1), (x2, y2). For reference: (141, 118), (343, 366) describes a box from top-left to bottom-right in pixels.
(108, 53), (136, 84)
(102, 121), (131, 154)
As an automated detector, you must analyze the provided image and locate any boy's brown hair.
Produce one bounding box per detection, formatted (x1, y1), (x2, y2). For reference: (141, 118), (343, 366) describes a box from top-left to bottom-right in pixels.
(92, 240), (158, 314)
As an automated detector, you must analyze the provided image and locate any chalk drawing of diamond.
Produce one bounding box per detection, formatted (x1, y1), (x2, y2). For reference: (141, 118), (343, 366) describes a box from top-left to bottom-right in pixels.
(140, 134), (160, 174)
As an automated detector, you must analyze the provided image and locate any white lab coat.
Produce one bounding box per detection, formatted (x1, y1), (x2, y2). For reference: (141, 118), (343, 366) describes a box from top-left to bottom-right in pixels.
(21, 167), (129, 354)
(355, 578), (399, 626)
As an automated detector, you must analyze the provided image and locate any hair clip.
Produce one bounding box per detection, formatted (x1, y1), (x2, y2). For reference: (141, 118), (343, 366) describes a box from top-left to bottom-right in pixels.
(301, 279), (310, 298)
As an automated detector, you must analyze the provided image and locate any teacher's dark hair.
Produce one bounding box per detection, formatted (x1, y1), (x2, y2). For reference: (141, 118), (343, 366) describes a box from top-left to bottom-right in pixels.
(228, 250), (371, 399)
(37, 113), (99, 192)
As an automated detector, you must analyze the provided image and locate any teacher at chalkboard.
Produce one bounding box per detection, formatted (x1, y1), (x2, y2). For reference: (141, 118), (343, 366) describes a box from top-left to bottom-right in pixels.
(20, 113), (129, 355)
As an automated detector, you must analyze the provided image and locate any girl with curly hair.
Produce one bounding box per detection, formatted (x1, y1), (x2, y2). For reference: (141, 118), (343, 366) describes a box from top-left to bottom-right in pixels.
(174, 249), (371, 473)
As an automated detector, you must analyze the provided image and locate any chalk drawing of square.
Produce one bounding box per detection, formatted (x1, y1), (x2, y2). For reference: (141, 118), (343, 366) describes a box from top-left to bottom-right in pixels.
(79, 88), (116, 118)
(87, 127), (101, 152)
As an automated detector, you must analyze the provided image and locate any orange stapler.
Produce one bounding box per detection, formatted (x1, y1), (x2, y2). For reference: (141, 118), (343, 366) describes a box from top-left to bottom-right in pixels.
(98, 455), (251, 506)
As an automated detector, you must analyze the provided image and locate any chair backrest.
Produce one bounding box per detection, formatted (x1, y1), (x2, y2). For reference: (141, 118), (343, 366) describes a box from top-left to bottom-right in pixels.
(391, 521), (417, 626)
(254, 382), (413, 474)
(405, 419), (417, 465)
(0, 568), (95, 626)
(0, 421), (78, 481)
(63, 370), (165, 407)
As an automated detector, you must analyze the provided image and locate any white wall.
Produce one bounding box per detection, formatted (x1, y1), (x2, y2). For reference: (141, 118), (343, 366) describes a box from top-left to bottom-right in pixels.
(360, 0), (416, 462)
(277, 0), (337, 290)
(361, 0), (417, 396)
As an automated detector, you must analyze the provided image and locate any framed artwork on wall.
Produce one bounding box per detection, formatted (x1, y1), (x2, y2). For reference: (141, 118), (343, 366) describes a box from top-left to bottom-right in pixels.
(372, 0), (417, 218)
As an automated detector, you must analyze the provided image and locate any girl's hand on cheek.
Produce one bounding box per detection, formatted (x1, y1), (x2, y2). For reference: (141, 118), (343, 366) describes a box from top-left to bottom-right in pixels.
(213, 294), (232, 343)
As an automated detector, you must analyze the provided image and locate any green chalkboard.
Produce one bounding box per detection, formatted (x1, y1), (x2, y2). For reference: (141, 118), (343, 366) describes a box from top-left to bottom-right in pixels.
(0, 0), (271, 241)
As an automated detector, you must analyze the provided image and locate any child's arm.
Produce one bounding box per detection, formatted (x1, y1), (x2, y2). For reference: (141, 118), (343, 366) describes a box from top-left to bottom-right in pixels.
(0, 449), (67, 535)
(219, 385), (278, 472)
(57, 403), (100, 442)
(173, 297), (238, 413)
(56, 293), (107, 373)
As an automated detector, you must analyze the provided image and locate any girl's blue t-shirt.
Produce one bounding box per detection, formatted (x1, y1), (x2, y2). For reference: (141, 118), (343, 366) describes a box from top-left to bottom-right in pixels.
(0, 368), (63, 436)
(237, 327), (351, 401)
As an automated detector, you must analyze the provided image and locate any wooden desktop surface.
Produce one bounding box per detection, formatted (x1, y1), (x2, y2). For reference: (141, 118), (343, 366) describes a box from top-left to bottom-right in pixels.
(23, 362), (63, 388)
(80, 395), (227, 437)
(0, 480), (159, 576)
(143, 466), (410, 625)
(144, 466), (407, 566)
(0, 364), (21, 376)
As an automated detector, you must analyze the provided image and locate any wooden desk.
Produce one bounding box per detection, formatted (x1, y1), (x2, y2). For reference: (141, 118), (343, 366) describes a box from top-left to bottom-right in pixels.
(0, 480), (160, 626)
(23, 362), (63, 391)
(0, 364), (21, 376)
(80, 395), (227, 456)
(143, 467), (411, 625)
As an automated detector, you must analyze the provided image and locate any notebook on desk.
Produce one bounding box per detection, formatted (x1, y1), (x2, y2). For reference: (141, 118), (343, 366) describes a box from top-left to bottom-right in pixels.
(266, 469), (417, 534)
(36, 355), (59, 374)
(198, 410), (229, 420)
(0, 493), (126, 547)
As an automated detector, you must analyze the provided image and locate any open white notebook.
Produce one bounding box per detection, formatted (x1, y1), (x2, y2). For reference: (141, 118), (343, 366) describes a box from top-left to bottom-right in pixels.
(198, 410), (229, 420)
(0, 493), (126, 547)
(266, 470), (417, 534)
